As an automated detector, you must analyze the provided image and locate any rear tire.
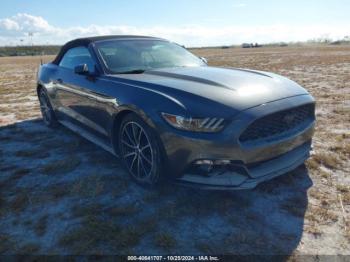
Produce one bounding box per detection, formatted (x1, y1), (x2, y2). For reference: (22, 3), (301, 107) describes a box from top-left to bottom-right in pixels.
(38, 89), (58, 128)
(118, 113), (163, 186)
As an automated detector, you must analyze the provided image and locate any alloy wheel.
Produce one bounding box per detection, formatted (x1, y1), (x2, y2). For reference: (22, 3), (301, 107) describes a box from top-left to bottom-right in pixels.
(120, 121), (154, 182)
(39, 92), (52, 125)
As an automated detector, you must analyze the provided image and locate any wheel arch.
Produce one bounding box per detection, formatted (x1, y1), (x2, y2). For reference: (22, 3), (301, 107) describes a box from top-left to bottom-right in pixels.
(110, 105), (159, 155)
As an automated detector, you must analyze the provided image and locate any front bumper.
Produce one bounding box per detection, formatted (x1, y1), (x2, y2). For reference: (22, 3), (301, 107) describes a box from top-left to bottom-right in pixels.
(176, 141), (311, 190)
(158, 94), (315, 189)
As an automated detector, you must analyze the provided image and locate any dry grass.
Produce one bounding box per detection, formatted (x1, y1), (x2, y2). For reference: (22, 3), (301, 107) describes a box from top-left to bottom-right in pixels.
(106, 204), (140, 217)
(10, 192), (29, 213)
(154, 232), (177, 250)
(337, 184), (350, 194)
(15, 148), (50, 159)
(305, 206), (338, 224)
(342, 193), (350, 206)
(34, 215), (48, 237)
(18, 243), (41, 254)
(345, 221), (350, 243)
(280, 195), (306, 217)
(195, 242), (219, 254)
(70, 175), (105, 198)
(59, 215), (122, 253)
(71, 203), (104, 218)
(47, 183), (71, 200)
(12, 168), (31, 177)
(0, 234), (16, 254)
(310, 153), (341, 170)
(59, 214), (157, 254)
(337, 185), (350, 205)
(41, 156), (81, 175)
(304, 224), (323, 238)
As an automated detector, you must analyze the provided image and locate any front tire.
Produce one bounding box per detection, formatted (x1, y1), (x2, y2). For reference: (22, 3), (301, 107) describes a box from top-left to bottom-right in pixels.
(118, 113), (163, 186)
(38, 89), (58, 127)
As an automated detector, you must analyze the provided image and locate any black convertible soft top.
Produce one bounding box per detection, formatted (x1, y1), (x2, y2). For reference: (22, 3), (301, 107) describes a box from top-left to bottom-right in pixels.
(52, 35), (163, 65)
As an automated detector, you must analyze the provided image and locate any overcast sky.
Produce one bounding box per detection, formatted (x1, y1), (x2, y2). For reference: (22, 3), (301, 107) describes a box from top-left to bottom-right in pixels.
(0, 0), (349, 47)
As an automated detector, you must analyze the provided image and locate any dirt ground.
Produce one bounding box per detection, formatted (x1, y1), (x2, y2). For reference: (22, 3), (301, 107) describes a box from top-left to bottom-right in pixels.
(0, 46), (349, 257)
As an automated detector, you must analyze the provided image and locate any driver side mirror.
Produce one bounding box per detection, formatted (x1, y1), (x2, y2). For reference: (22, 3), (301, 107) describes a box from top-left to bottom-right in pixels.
(200, 57), (208, 64)
(74, 64), (89, 75)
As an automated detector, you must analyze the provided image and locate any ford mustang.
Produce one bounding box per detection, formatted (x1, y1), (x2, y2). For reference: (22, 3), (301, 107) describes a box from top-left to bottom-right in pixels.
(37, 35), (315, 190)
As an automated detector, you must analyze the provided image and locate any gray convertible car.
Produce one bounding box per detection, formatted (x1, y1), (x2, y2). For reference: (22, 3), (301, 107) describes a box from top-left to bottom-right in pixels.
(37, 35), (315, 190)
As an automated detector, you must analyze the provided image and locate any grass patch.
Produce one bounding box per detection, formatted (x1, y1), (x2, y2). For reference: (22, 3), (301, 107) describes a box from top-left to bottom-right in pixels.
(157, 192), (252, 220)
(110, 178), (130, 197)
(34, 215), (48, 237)
(23, 219), (33, 226)
(311, 153), (341, 170)
(71, 203), (104, 218)
(41, 156), (81, 175)
(15, 148), (49, 158)
(0, 135), (12, 142)
(70, 175), (105, 198)
(336, 184), (349, 193)
(59, 138), (92, 154)
(154, 232), (176, 251)
(224, 230), (267, 251)
(10, 192), (29, 213)
(336, 185), (350, 205)
(306, 158), (320, 171)
(86, 151), (117, 167)
(309, 188), (326, 201)
(58, 213), (156, 254)
(345, 221), (350, 243)
(280, 195), (307, 217)
(12, 168), (30, 177)
(17, 243), (40, 254)
(305, 224), (323, 238)
(48, 183), (71, 199)
(143, 191), (161, 203)
(195, 242), (220, 254)
(0, 164), (18, 173)
(106, 204), (140, 217)
(0, 168), (31, 192)
(318, 169), (331, 179)
(306, 206), (338, 224)
(342, 192), (350, 205)
(0, 234), (16, 254)
(59, 215), (121, 253)
(0, 195), (6, 217)
(335, 133), (350, 143)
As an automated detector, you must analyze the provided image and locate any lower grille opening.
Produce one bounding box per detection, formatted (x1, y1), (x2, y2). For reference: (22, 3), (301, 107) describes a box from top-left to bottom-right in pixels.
(187, 160), (248, 177)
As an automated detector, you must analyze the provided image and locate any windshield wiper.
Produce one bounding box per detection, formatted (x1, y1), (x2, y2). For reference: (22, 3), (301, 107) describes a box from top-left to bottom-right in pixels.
(117, 69), (146, 74)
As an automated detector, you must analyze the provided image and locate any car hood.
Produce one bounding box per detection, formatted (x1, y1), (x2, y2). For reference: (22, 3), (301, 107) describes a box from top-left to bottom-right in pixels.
(113, 66), (309, 112)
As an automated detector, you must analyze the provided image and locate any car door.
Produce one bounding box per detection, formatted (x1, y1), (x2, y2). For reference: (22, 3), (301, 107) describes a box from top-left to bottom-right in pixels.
(54, 46), (111, 137)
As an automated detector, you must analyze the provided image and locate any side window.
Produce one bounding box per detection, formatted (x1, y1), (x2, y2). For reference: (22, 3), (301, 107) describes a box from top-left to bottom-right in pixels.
(59, 47), (95, 71)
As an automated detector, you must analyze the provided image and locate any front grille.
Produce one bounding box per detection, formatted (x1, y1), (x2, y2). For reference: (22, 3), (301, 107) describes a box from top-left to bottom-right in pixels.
(239, 103), (315, 143)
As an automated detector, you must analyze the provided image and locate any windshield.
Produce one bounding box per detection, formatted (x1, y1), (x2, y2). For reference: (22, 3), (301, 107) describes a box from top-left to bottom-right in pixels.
(94, 39), (205, 74)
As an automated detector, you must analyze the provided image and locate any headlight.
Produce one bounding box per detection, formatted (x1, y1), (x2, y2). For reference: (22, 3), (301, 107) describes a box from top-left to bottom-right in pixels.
(161, 113), (225, 133)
